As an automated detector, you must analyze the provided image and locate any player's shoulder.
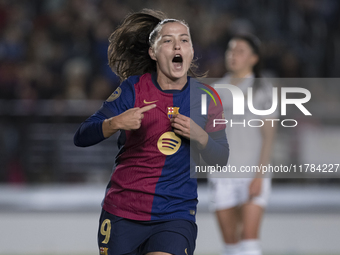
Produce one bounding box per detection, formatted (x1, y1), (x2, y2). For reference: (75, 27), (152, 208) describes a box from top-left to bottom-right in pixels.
(255, 77), (275, 97)
(190, 77), (216, 94)
(121, 74), (143, 88)
(125, 73), (155, 91)
(258, 77), (273, 88)
(112, 74), (145, 95)
(105, 75), (142, 103)
(213, 74), (231, 86)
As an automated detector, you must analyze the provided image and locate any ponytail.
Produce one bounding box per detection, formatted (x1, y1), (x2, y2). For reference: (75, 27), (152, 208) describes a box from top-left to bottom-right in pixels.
(108, 9), (204, 81)
(108, 9), (166, 81)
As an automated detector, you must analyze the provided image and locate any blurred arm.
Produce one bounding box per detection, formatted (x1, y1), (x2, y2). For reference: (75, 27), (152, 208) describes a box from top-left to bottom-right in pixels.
(199, 129), (229, 166)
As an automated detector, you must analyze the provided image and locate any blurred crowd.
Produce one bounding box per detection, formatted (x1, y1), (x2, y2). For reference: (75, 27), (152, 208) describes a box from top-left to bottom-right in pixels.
(1, 0), (340, 184)
(0, 0), (340, 101)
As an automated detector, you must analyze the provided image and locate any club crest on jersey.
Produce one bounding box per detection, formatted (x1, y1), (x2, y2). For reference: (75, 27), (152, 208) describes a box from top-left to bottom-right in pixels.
(167, 107), (180, 119)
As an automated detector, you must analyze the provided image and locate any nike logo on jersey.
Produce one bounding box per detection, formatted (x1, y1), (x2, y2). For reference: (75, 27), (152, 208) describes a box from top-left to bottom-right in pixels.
(144, 99), (158, 104)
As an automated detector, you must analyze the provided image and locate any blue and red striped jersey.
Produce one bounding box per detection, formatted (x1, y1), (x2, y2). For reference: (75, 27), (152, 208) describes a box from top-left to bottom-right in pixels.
(74, 73), (228, 221)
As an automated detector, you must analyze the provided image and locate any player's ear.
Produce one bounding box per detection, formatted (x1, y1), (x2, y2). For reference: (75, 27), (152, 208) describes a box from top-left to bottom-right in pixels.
(149, 47), (157, 61)
(251, 54), (259, 66)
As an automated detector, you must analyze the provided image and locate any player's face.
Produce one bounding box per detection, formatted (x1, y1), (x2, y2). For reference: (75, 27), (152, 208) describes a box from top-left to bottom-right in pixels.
(225, 39), (258, 74)
(149, 22), (194, 82)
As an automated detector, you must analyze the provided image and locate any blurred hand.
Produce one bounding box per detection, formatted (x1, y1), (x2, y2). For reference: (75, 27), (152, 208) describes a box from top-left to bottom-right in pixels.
(249, 178), (262, 200)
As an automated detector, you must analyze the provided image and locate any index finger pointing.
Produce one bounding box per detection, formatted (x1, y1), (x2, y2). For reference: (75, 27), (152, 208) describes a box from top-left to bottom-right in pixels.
(139, 104), (157, 113)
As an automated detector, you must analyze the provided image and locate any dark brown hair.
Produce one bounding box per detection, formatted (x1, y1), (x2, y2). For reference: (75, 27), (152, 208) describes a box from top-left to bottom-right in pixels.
(231, 34), (262, 78)
(108, 9), (201, 81)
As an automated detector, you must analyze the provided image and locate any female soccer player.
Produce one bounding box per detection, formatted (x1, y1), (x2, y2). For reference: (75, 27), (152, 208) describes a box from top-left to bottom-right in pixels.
(209, 34), (277, 255)
(74, 9), (228, 255)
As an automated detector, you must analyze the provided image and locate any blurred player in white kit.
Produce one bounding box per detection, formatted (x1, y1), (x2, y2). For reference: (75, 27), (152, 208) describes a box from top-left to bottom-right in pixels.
(209, 34), (277, 255)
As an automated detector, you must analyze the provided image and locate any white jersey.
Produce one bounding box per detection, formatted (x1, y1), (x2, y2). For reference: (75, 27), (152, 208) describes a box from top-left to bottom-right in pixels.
(215, 74), (278, 175)
(209, 74), (277, 210)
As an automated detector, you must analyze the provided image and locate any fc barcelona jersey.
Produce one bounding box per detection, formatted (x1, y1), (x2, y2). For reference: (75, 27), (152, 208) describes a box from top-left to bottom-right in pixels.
(74, 73), (228, 222)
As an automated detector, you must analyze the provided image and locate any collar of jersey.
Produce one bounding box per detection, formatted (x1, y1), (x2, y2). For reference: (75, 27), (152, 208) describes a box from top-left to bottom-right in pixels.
(151, 72), (189, 94)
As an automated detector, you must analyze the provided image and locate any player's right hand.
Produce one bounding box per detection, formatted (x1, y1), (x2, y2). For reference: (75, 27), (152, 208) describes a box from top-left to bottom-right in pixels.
(114, 104), (157, 130)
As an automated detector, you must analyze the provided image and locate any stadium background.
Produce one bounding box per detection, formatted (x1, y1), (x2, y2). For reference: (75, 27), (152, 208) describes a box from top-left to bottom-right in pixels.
(0, 0), (340, 254)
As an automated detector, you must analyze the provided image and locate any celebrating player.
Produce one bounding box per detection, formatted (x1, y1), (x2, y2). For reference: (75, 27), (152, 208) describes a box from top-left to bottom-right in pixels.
(209, 34), (277, 255)
(74, 9), (229, 255)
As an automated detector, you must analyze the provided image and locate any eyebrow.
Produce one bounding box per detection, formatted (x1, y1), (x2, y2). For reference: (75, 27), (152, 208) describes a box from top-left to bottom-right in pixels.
(162, 34), (190, 38)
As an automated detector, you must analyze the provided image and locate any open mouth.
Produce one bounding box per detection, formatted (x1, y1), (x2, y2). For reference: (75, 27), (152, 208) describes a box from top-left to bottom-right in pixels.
(172, 54), (183, 71)
(172, 54), (183, 63)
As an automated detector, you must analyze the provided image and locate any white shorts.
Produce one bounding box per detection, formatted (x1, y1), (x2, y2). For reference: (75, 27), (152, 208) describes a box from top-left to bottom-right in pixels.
(208, 178), (271, 211)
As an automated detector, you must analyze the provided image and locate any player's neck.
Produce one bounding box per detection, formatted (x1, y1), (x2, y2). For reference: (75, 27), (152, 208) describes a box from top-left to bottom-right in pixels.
(157, 73), (187, 91)
(230, 71), (253, 85)
(231, 70), (253, 79)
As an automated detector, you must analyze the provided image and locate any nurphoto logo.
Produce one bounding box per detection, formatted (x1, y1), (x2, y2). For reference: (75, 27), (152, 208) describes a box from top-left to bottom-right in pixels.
(201, 84), (312, 128)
